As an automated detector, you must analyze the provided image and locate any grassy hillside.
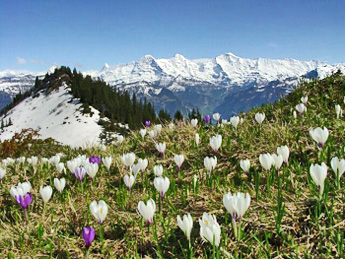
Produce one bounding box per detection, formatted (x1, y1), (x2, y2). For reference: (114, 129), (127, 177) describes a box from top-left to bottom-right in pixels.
(0, 71), (344, 258)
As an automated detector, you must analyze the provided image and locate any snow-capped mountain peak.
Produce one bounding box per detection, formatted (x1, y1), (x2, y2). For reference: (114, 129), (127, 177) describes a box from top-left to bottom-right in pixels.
(101, 63), (110, 71)
(48, 65), (58, 74)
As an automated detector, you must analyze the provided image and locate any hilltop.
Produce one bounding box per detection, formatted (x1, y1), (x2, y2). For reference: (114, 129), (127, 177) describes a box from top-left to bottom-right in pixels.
(0, 67), (158, 146)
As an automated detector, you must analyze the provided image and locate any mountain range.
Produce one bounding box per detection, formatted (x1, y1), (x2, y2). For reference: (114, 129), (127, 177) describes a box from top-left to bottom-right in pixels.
(1, 53), (345, 117)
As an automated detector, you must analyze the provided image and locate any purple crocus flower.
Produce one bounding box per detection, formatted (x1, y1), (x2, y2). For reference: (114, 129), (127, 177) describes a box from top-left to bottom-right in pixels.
(145, 120), (151, 127)
(82, 226), (95, 248)
(89, 156), (101, 164)
(204, 115), (211, 124)
(15, 193), (32, 210)
(74, 167), (86, 182)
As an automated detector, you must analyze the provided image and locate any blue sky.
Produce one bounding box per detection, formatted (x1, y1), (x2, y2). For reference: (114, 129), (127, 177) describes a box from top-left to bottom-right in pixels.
(1, 0), (344, 71)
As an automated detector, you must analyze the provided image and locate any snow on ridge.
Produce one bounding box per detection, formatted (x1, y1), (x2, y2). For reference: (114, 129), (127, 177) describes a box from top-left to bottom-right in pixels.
(0, 65), (58, 78)
(84, 52), (334, 89)
(0, 84), (103, 147)
(0, 69), (41, 78)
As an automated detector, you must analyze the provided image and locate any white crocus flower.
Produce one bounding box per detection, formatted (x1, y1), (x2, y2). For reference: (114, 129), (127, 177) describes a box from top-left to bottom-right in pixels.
(138, 158), (148, 173)
(191, 119), (198, 127)
(195, 133), (200, 146)
(67, 160), (78, 174)
(255, 112), (265, 125)
(213, 113), (221, 122)
(204, 156), (217, 174)
(335, 104), (342, 119)
(131, 163), (141, 178)
(309, 127), (329, 149)
(209, 134), (222, 153)
(28, 156), (38, 166)
(0, 167), (6, 181)
(86, 163), (99, 180)
(156, 143), (166, 157)
(121, 153), (136, 168)
(149, 130), (155, 138)
(199, 212), (221, 247)
(54, 178), (66, 193)
(10, 181), (32, 198)
(139, 129), (147, 139)
(223, 192), (251, 221)
(49, 155), (60, 165)
(41, 157), (48, 163)
(56, 162), (65, 174)
(295, 103), (307, 114)
(138, 199), (156, 224)
(301, 96), (308, 104)
(168, 122), (175, 130)
(17, 157), (26, 164)
(193, 175), (198, 189)
(124, 174), (135, 190)
(177, 213), (193, 243)
(271, 154), (284, 171)
(240, 159), (250, 174)
(277, 145), (290, 164)
(153, 165), (163, 177)
(154, 124), (162, 135)
(331, 157), (345, 180)
(154, 176), (170, 200)
(259, 153), (273, 171)
(310, 163), (328, 195)
(90, 200), (108, 224)
(221, 119), (229, 125)
(293, 110), (297, 119)
(102, 157), (112, 171)
(117, 135), (124, 144)
(230, 116), (240, 129)
(223, 192), (251, 239)
(40, 185), (53, 203)
(174, 154), (185, 170)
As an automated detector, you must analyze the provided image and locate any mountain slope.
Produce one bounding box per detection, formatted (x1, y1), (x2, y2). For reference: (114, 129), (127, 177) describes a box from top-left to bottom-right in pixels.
(0, 83), (103, 147)
(0, 66), (57, 110)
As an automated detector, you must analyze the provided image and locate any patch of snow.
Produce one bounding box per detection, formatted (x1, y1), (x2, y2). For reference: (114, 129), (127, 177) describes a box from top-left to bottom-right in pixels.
(0, 85), (103, 147)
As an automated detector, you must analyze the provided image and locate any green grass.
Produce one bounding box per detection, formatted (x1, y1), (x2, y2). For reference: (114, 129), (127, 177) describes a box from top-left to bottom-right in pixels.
(0, 71), (345, 258)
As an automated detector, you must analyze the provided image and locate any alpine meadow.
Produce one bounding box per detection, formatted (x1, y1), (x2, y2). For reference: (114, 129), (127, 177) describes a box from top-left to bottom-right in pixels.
(0, 70), (345, 258)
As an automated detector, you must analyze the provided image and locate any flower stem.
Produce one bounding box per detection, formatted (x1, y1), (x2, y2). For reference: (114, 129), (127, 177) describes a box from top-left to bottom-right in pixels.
(237, 221), (241, 241)
(232, 219), (237, 239)
(24, 209), (29, 222)
(84, 248), (89, 259)
(99, 224), (104, 248)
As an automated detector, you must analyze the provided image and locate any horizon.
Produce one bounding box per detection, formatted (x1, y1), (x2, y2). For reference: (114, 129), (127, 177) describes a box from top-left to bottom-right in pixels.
(1, 0), (344, 71)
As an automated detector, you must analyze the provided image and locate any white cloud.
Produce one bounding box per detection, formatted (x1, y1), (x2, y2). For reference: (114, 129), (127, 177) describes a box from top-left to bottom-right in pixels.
(16, 57), (27, 64)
